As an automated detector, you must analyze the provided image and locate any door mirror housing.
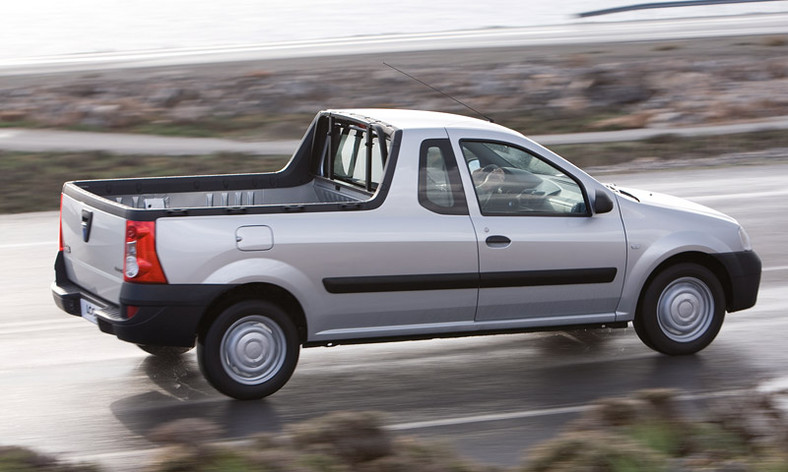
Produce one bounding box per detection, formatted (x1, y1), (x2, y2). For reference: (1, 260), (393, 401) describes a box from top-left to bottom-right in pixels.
(593, 189), (614, 214)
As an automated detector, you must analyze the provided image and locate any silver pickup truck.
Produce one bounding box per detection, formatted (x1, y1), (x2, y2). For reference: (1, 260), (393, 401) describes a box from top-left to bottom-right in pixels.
(52, 109), (761, 399)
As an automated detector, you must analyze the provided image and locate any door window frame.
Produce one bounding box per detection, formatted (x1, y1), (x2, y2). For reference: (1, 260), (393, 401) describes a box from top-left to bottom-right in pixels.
(460, 139), (591, 217)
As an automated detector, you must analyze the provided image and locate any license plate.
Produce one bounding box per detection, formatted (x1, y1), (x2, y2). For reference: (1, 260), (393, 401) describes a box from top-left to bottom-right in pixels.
(80, 299), (100, 325)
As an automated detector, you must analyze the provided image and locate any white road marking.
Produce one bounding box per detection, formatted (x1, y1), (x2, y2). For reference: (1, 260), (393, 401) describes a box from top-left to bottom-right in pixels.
(386, 405), (591, 431)
(58, 387), (755, 471)
(386, 389), (749, 431)
(690, 189), (788, 202)
(0, 241), (53, 249)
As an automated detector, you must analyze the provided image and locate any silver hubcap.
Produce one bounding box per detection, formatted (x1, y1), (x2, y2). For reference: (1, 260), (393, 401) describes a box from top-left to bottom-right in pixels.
(220, 315), (286, 385)
(657, 277), (714, 342)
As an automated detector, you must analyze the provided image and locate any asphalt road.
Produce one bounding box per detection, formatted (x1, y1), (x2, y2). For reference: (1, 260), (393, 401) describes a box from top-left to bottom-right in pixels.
(1, 162), (787, 470)
(0, 128), (299, 156)
(2, 116), (788, 155)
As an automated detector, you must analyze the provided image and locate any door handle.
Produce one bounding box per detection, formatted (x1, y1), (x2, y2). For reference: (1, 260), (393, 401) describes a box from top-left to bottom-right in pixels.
(81, 209), (93, 243)
(485, 235), (511, 248)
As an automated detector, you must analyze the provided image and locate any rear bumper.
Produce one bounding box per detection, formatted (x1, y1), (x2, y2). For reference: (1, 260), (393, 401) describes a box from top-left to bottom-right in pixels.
(712, 250), (762, 312)
(52, 251), (229, 347)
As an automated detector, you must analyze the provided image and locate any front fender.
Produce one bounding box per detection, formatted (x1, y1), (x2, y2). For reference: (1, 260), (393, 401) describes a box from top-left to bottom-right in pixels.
(615, 197), (746, 320)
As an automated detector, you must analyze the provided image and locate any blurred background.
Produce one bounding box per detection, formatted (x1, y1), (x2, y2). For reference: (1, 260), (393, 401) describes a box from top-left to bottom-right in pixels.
(1, 1), (787, 470)
(3, 0), (787, 61)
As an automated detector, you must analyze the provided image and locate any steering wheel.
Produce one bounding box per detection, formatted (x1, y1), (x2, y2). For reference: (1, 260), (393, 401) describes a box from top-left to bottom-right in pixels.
(470, 164), (506, 209)
(473, 164), (504, 190)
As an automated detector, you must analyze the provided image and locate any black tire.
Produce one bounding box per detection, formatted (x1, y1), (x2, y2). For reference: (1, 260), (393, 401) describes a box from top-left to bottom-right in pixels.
(197, 300), (300, 400)
(137, 344), (193, 357)
(634, 263), (725, 355)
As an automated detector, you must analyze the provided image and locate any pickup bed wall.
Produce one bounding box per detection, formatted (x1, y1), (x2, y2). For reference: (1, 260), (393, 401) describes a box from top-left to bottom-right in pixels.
(107, 178), (368, 210)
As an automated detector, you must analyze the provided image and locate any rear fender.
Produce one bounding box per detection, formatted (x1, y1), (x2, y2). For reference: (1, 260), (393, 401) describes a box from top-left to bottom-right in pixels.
(201, 259), (317, 332)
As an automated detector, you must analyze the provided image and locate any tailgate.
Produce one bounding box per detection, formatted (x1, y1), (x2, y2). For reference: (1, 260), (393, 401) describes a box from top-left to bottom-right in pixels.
(60, 193), (126, 304)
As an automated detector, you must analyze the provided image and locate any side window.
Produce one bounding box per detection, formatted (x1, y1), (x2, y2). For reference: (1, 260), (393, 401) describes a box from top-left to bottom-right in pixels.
(461, 140), (588, 216)
(418, 139), (468, 215)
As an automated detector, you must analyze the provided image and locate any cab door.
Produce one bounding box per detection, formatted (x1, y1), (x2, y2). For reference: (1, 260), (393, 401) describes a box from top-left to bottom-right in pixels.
(452, 137), (627, 324)
(302, 128), (480, 340)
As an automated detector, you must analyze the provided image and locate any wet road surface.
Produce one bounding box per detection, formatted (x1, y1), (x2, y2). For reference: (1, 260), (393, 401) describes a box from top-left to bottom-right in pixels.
(0, 163), (786, 469)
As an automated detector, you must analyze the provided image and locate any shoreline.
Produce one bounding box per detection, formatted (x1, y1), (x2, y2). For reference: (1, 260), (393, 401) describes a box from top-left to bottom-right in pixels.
(2, 30), (786, 83)
(2, 12), (788, 78)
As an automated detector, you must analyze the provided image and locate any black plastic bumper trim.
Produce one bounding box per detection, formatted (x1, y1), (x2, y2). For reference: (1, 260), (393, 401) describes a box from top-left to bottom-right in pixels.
(712, 250), (762, 312)
(52, 252), (231, 347)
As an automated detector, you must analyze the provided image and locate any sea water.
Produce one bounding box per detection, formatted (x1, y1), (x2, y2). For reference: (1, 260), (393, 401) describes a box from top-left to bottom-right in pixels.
(1, 0), (786, 61)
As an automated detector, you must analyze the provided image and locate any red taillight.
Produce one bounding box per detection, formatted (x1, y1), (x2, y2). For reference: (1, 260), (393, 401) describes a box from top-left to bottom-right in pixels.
(123, 220), (167, 284)
(58, 194), (64, 252)
(125, 305), (140, 319)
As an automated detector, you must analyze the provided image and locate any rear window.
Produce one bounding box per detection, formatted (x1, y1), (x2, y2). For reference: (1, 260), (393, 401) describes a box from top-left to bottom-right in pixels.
(321, 119), (390, 192)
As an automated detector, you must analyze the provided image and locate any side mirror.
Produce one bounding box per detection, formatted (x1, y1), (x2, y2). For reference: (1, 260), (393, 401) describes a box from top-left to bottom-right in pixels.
(593, 189), (614, 214)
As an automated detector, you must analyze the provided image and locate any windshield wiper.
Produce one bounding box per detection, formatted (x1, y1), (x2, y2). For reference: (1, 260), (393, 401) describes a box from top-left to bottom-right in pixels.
(606, 184), (640, 202)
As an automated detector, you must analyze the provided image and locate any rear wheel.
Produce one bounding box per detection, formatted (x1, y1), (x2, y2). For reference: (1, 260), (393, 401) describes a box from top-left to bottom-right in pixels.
(634, 263), (725, 355)
(198, 300), (299, 400)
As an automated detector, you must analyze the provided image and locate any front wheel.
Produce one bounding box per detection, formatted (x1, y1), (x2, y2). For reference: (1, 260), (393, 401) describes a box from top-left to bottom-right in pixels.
(198, 300), (300, 400)
(634, 263), (725, 355)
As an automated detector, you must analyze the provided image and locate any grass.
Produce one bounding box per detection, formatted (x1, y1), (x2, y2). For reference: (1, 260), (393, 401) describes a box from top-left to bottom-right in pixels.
(2, 390), (788, 471)
(0, 151), (289, 214)
(5, 109), (634, 141)
(0, 130), (786, 214)
(0, 120), (40, 129)
(489, 109), (638, 135)
(0, 446), (98, 472)
(550, 130), (788, 168)
(2, 112), (315, 141)
(67, 112), (316, 141)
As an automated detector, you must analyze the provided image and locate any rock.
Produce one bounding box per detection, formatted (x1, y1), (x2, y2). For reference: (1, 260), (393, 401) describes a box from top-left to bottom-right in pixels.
(547, 96), (589, 112)
(62, 82), (102, 97)
(75, 103), (148, 128)
(0, 44), (786, 136)
(148, 418), (223, 447)
(583, 68), (654, 105)
(149, 87), (199, 108)
(168, 105), (213, 123)
(79, 104), (123, 128)
(647, 111), (687, 127)
(288, 411), (392, 464)
(0, 110), (28, 122)
(709, 392), (788, 449)
(592, 111), (654, 129)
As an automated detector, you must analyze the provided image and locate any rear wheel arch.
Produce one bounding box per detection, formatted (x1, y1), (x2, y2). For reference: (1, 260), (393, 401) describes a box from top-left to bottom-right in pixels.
(198, 283), (308, 344)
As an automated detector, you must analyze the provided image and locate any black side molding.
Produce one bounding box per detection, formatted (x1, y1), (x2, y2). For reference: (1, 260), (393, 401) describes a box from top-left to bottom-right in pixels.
(323, 268), (617, 294)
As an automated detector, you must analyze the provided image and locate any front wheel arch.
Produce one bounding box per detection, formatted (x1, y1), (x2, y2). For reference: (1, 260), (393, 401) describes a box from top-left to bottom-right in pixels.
(636, 252), (732, 313)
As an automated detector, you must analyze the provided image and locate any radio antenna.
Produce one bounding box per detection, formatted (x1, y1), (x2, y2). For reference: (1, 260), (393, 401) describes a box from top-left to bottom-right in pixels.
(383, 62), (494, 123)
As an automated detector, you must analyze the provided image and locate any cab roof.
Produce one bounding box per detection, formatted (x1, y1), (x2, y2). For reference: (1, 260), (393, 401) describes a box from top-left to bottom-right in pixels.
(326, 108), (518, 135)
